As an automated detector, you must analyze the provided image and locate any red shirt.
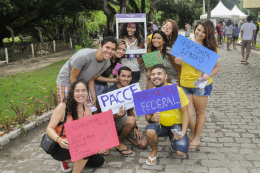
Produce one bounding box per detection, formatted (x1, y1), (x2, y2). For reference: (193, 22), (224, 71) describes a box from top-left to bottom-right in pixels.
(217, 24), (222, 35)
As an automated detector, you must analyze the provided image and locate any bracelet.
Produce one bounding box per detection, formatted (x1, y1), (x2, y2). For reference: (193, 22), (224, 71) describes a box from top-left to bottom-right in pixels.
(58, 138), (62, 144)
(149, 116), (155, 123)
(135, 126), (138, 130)
(56, 136), (60, 142)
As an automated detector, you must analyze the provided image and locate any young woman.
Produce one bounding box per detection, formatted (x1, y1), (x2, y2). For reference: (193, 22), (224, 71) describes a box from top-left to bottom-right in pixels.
(225, 19), (234, 51)
(94, 39), (127, 97)
(46, 80), (106, 173)
(119, 23), (144, 84)
(232, 23), (239, 50)
(175, 19), (220, 149)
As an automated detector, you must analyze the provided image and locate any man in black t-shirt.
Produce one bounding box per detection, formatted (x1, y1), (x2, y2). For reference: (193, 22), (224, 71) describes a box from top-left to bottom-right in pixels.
(105, 67), (147, 155)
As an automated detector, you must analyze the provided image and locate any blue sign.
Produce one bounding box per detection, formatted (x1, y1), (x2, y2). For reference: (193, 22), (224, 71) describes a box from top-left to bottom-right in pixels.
(170, 34), (220, 75)
(132, 84), (181, 116)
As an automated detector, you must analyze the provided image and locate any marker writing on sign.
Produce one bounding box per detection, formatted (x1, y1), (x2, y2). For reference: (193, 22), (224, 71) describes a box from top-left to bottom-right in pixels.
(136, 86), (177, 101)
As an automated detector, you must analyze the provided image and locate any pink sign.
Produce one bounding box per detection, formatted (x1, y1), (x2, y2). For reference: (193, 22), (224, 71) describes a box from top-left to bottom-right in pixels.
(64, 110), (119, 162)
(112, 63), (124, 75)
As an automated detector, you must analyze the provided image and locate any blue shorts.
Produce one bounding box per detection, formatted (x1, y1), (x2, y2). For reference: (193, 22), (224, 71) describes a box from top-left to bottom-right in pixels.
(226, 34), (232, 38)
(94, 84), (108, 96)
(181, 83), (212, 96)
(146, 123), (189, 153)
(255, 33), (258, 40)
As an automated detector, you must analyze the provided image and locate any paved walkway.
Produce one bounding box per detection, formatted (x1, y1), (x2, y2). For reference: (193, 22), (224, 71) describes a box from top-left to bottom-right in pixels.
(1, 39), (260, 173)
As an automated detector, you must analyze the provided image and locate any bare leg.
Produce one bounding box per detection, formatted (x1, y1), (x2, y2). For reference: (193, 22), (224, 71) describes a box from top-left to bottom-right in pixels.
(189, 96), (208, 149)
(186, 95), (195, 142)
(241, 50), (245, 61)
(234, 40), (237, 49)
(245, 52), (250, 64)
(117, 116), (135, 154)
(73, 159), (88, 173)
(146, 129), (159, 165)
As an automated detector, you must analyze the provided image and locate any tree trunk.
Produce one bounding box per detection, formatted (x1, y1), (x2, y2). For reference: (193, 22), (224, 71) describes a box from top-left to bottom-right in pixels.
(0, 33), (5, 47)
(119, 0), (127, 14)
(6, 26), (15, 47)
(141, 0), (146, 13)
(98, 0), (117, 37)
(148, 0), (155, 21)
(34, 26), (43, 43)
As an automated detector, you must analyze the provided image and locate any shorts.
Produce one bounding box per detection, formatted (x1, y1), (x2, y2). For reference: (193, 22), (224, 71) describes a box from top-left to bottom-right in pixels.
(255, 33), (258, 40)
(94, 84), (108, 96)
(181, 83), (212, 96)
(226, 34), (232, 38)
(218, 35), (222, 41)
(56, 84), (92, 103)
(146, 123), (189, 153)
(241, 40), (252, 53)
(233, 36), (238, 40)
(130, 71), (141, 84)
(115, 114), (138, 143)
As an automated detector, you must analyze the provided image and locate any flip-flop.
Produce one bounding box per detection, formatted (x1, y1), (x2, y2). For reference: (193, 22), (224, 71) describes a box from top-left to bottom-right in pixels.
(116, 147), (133, 155)
(244, 62), (249, 65)
(189, 142), (201, 150)
(146, 154), (158, 166)
(241, 61), (244, 62)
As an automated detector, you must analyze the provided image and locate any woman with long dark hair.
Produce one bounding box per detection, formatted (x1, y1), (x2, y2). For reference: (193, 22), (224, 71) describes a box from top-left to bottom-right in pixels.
(46, 80), (106, 173)
(119, 23), (144, 84)
(175, 19), (220, 149)
(225, 19), (234, 51)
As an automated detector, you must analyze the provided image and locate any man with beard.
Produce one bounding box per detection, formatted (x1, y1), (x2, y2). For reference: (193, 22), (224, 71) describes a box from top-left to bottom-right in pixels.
(56, 36), (117, 105)
(145, 64), (189, 166)
(105, 66), (147, 155)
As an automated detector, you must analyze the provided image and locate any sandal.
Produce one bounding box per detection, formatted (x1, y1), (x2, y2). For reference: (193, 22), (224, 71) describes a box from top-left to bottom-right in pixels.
(116, 147), (133, 155)
(189, 142), (201, 150)
(146, 154), (158, 166)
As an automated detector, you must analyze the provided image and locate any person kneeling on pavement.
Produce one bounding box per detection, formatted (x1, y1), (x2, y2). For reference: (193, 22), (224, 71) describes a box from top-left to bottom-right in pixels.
(104, 66), (148, 155)
(145, 64), (189, 165)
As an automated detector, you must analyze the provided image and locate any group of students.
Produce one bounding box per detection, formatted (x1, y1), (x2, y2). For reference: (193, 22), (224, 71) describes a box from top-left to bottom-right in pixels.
(45, 18), (220, 173)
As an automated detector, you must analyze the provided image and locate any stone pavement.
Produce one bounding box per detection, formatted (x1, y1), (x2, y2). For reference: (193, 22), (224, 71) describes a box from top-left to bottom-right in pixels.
(1, 42), (260, 173)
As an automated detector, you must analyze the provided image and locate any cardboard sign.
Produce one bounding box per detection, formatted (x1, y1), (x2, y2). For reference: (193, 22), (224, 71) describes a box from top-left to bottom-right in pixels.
(142, 51), (164, 68)
(97, 83), (141, 114)
(132, 84), (181, 116)
(116, 13), (147, 54)
(170, 34), (220, 75)
(64, 110), (119, 162)
(112, 63), (124, 75)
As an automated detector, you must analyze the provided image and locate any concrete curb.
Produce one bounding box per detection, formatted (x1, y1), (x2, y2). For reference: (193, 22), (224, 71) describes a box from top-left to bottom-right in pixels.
(0, 110), (53, 146)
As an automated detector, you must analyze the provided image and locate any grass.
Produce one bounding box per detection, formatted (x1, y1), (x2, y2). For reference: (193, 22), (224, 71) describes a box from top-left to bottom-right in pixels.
(0, 59), (68, 120)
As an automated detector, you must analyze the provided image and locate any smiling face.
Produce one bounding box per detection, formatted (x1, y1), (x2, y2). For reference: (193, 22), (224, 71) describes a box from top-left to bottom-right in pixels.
(74, 82), (88, 103)
(99, 41), (116, 60)
(161, 22), (173, 37)
(195, 24), (206, 41)
(152, 33), (165, 49)
(151, 68), (167, 87)
(115, 44), (126, 58)
(127, 23), (137, 36)
(117, 70), (132, 87)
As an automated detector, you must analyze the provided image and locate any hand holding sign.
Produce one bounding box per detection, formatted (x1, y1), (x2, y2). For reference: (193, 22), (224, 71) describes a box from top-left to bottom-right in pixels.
(170, 34), (220, 75)
(142, 51), (164, 68)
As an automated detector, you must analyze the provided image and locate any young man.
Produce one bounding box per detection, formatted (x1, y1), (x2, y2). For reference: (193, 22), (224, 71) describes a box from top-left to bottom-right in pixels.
(221, 19), (226, 45)
(241, 16), (256, 65)
(145, 64), (189, 166)
(183, 21), (191, 37)
(56, 36), (117, 104)
(147, 23), (153, 36)
(105, 67), (147, 155)
(217, 21), (223, 48)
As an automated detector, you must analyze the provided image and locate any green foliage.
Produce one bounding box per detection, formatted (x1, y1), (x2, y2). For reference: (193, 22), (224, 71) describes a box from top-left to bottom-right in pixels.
(0, 112), (14, 132)
(18, 125), (27, 136)
(153, 10), (164, 22)
(10, 98), (31, 124)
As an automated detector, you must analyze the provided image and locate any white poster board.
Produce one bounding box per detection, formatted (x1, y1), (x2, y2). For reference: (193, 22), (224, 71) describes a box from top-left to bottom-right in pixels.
(97, 83), (141, 114)
(116, 13), (147, 55)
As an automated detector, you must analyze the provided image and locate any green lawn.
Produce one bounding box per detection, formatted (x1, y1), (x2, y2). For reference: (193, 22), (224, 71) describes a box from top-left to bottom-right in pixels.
(0, 59), (68, 121)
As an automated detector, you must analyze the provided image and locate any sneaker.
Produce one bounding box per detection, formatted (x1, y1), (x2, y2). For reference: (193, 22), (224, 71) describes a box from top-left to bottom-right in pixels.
(60, 161), (72, 172)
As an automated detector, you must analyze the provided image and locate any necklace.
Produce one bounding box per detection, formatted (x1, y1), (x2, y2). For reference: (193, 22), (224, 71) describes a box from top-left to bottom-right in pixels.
(127, 35), (135, 43)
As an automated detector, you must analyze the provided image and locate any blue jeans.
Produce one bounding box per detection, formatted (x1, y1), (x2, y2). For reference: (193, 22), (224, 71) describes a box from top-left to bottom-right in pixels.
(181, 83), (212, 96)
(94, 84), (108, 96)
(146, 123), (189, 153)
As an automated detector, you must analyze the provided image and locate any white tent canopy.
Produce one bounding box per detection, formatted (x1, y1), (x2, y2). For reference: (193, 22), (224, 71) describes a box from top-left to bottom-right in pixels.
(200, 1), (239, 19)
(231, 5), (248, 19)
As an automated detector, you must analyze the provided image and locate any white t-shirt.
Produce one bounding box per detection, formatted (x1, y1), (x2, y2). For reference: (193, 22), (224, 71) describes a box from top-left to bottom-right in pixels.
(185, 24), (191, 37)
(241, 22), (257, 40)
(225, 25), (233, 35)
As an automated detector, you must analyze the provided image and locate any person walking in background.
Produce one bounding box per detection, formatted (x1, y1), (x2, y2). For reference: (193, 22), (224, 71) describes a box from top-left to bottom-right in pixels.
(225, 19), (234, 51)
(221, 19), (226, 45)
(232, 23), (239, 50)
(183, 21), (191, 37)
(252, 19), (259, 48)
(241, 16), (256, 65)
(216, 21), (223, 48)
(153, 21), (160, 31)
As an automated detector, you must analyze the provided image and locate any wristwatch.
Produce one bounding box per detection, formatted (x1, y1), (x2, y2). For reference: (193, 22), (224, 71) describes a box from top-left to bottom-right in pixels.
(135, 126), (138, 130)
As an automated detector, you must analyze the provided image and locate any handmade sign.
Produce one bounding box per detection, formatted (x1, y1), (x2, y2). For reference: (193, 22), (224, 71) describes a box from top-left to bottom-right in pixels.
(112, 63), (124, 75)
(142, 51), (164, 68)
(116, 13), (147, 54)
(64, 110), (119, 162)
(97, 83), (141, 114)
(132, 84), (181, 116)
(170, 34), (220, 75)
